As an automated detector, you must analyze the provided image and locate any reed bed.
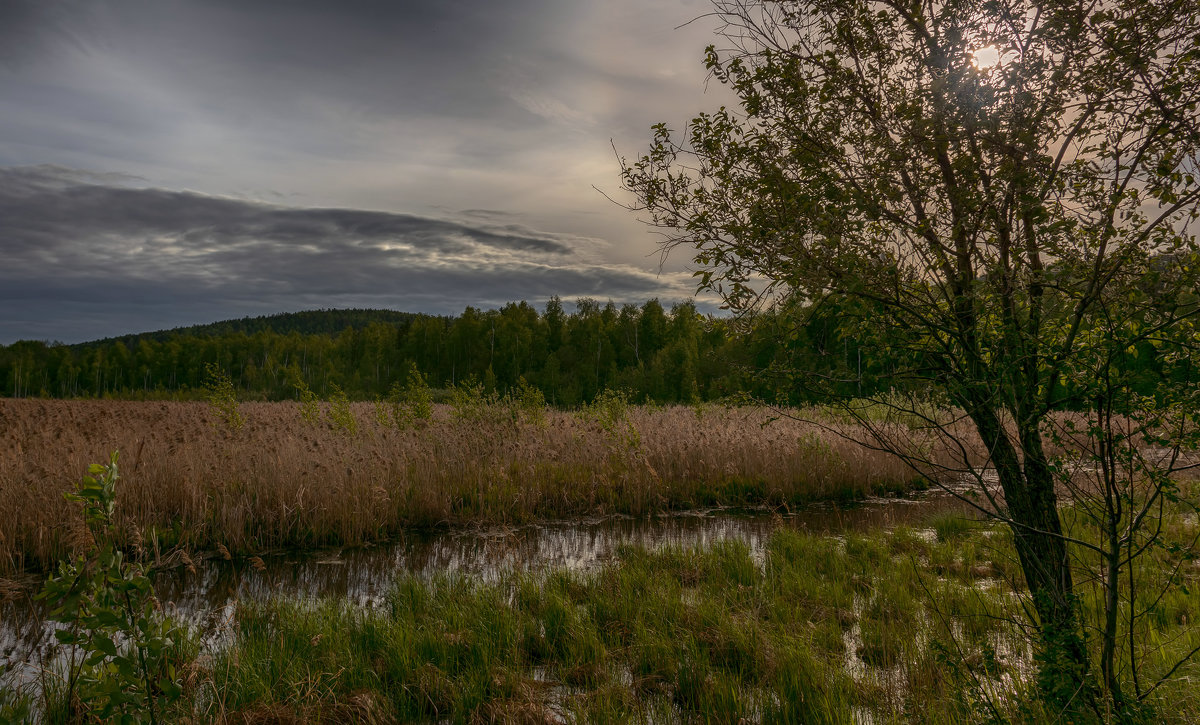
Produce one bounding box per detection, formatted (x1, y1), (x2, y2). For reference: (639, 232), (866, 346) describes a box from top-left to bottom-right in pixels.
(0, 399), (928, 574)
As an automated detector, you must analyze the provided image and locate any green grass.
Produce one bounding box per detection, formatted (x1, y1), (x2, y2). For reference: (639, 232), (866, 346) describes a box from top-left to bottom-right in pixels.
(12, 505), (1198, 723)
(151, 517), (1193, 724)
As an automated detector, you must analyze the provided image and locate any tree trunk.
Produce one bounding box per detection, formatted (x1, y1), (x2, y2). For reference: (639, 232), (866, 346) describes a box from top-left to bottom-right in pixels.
(971, 408), (1094, 713)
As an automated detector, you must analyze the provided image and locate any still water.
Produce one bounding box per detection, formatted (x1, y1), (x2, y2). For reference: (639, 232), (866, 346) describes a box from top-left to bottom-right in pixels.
(1, 487), (981, 686)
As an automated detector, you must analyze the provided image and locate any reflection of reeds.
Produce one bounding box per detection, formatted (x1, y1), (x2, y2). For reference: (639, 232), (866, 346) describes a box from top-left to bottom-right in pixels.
(0, 400), (926, 573)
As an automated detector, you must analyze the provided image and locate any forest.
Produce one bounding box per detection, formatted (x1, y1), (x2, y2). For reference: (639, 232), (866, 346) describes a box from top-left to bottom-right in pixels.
(1, 295), (1173, 408)
(0, 298), (877, 405)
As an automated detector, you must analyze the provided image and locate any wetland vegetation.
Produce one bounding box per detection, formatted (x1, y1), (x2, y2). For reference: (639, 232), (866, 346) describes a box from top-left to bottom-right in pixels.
(0, 396), (928, 577)
(5, 482), (1199, 723)
(1, 353), (1197, 724)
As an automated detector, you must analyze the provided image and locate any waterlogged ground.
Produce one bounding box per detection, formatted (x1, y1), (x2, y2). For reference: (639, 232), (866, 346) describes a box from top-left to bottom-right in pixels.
(1, 488), (978, 688)
(6, 484), (1198, 723)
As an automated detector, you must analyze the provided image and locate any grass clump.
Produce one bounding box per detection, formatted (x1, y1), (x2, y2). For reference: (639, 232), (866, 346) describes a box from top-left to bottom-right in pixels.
(930, 513), (975, 543)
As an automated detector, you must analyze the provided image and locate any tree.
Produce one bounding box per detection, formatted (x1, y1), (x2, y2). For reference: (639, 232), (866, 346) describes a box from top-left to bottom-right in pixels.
(620, 0), (1200, 715)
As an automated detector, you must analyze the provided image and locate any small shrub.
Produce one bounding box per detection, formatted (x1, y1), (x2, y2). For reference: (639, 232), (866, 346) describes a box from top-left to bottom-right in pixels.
(35, 452), (187, 724)
(449, 376), (498, 422)
(326, 383), (357, 435)
(507, 377), (547, 428)
(579, 388), (640, 451)
(293, 376), (321, 425)
(202, 362), (244, 432)
(372, 396), (390, 427)
(389, 363), (434, 429)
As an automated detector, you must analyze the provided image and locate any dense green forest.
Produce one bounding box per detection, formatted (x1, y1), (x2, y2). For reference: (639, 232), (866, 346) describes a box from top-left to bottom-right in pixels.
(0, 295), (1174, 407)
(0, 299), (876, 405)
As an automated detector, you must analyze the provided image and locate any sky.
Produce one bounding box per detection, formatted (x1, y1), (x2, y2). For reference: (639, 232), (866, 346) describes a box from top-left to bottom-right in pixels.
(0, 0), (726, 343)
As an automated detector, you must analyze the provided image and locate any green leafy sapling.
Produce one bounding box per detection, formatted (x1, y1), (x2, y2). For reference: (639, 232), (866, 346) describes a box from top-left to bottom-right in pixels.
(508, 376), (547, 428)
(202, 362), (244, 432)
(293, 374), (321, 426)
(36, 452), (186, 725)
(389, 362), (434, 429)
(579, 388), (641, 451)
(326, 382), (358, 435)
(449, 375), (497, 423)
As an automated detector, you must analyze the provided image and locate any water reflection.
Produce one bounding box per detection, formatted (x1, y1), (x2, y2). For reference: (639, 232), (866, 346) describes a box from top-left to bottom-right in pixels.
(2, 488), (979, 685)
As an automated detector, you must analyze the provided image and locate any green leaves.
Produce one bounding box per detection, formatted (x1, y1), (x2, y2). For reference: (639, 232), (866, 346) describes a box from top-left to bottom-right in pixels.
(203, 362), (245, 432)
(389, 361), (435, 429)
(36, 452), (187, 724)
(621, 0), (1200, 713)
(63, 451), (121, 531)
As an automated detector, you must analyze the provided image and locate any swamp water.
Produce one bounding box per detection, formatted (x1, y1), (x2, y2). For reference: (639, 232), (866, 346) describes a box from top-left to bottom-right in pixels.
(1, 487), (985, 695)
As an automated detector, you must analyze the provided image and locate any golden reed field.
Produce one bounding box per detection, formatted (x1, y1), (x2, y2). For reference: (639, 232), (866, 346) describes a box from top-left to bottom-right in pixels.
(0, 399), (928, 574)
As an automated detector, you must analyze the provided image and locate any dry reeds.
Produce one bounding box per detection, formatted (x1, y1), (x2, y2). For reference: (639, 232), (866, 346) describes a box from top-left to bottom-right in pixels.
(0, 400), (925, 573)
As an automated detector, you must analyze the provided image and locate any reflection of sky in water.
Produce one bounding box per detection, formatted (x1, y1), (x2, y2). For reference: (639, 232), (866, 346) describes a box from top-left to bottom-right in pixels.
(2, 489), (980, 684)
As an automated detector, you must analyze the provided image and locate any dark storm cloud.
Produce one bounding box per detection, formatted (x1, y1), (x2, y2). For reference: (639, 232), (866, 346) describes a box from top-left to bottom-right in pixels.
(0, 0), (90, 69)
(1, 164), (572, 257)
(0, 166), (690, 343)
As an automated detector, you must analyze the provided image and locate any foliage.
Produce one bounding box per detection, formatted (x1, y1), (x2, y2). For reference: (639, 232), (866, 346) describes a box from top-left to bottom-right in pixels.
(389, 362), (434, 429)
(449, 375), (499, 423)
(0, 672), (32, 723)
(34, 452), (186, 724)
(325, 383), (357, 436)
(619, 0), (1200, 714)
(0, 298), (866, 407)
(505, 376), (547, 428)
(201, 362), (243, 432)
(293, 374), (321, 426)
(371, 395), (390, 427)
(579, 388), (641, 452)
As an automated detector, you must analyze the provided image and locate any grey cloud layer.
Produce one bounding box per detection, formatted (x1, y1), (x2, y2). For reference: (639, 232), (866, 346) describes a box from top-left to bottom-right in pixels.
(0, 166), (691, 343)
(0, 1), (722, 342)
(0, 0), (719, 214)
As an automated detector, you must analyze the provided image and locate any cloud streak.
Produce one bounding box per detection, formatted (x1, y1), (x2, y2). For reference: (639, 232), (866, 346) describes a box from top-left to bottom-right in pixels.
(0, 166), (694, 343)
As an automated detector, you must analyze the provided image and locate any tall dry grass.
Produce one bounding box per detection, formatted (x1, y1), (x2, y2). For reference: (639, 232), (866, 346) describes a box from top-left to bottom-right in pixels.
(0, 399), (927, 574)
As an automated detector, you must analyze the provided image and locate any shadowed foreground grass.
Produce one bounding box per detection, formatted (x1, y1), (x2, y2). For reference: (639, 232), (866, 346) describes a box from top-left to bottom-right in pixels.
(56, 517), (1185, 724)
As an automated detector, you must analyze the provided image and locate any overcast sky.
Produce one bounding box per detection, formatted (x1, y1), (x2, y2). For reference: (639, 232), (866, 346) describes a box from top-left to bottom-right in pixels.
(0, 0), (726, 343)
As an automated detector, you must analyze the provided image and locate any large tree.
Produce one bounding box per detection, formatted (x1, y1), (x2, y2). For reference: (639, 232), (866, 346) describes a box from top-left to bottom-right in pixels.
(621, 0), (1200, 715)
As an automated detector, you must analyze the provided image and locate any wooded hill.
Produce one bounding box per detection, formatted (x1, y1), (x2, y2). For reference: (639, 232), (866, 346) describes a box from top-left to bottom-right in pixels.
(2, 296), (1169, 406)
(0, 299), (873, 405)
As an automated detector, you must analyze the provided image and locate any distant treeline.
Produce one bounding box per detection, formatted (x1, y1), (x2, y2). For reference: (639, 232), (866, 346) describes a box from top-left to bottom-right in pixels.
(0, 299), (878, 405)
